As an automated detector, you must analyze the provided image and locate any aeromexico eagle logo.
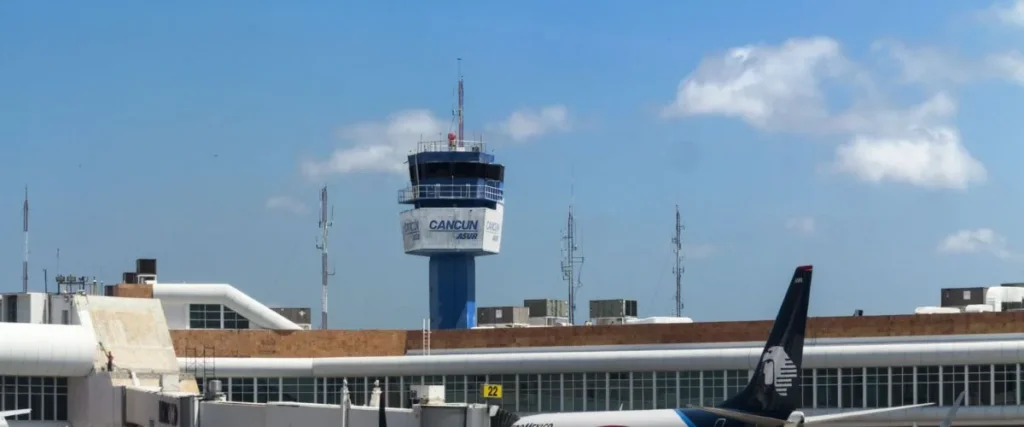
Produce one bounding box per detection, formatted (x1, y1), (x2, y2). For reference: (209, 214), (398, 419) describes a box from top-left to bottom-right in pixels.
(760, 346), (798, 397)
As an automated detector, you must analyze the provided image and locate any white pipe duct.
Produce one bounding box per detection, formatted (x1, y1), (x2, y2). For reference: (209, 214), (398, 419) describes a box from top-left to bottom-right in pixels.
(178, 338), (1024, 377)
(153, 283), (301, 330)
(0, 322), (96, 376)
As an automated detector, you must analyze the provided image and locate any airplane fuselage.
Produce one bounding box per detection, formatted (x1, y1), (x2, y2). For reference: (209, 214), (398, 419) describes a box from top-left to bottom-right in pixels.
(514, 408), (766, 427)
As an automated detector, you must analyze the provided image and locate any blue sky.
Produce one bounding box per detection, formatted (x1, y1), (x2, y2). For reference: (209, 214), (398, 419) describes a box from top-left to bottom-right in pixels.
(5, 1), (1024, 329)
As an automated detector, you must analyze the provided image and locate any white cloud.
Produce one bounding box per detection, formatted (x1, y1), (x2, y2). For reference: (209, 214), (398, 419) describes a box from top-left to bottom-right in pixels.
(983, 0), (1024, 27)
(265, 196), (307, 214)
(662, 37), (987, 190)
(871, 40), (1024, 89)
(495, 105), (572, 141)
(302, 106), (571, 179)
(871, 40), (974, 87)
(938, 228), (1020, 260)
(301, 110), (445, 179)
(969, 2), (1024, 85)
(831, 126), (986, 190)
(660, 37), (845, 132)
(987, 51), (1024, 85)
(785, 216), (817, 236)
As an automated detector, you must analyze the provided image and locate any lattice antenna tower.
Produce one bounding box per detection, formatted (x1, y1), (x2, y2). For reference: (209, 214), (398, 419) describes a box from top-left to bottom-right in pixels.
(560, 185), (585, 324)
(316, 186), (336, 330)
(672, 204), (685, 316)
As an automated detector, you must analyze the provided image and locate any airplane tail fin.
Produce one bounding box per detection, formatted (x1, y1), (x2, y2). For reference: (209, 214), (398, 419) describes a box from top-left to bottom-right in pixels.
(718, 265), (812, 420)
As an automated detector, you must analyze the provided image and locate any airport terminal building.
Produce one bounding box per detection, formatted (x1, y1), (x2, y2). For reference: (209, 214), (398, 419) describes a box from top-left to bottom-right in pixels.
(167, 278), (1024, 426)
(5, 266), (1024, 426)
(175, 323), (1024, 426)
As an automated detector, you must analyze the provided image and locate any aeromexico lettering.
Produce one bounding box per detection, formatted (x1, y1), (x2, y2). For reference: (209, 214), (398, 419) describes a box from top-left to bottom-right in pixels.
(430, 219), (478, 240)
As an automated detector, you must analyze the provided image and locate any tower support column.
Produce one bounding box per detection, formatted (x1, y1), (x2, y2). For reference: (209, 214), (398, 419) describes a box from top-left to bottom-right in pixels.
(428, 254), (477, 329)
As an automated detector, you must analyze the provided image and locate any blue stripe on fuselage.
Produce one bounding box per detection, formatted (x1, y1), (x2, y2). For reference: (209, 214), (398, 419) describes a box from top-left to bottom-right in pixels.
(674, 409), (697, 427)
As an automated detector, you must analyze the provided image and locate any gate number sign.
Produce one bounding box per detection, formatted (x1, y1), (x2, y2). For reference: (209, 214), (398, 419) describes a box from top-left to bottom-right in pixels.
(483, 384), (503, 399)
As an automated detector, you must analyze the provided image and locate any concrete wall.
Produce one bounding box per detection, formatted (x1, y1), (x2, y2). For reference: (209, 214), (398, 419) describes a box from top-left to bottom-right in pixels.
(124, 387), (197, 427)
(0, 293), (48, 324)
(350, 405), (418, 427)
(67, 374), (122, 427)
(21, 293), (46, 324)
(164, 300), (188, 330)
(75, 295), (179, 375)
(66, 373), (200, 427)
(0, 293), (81, 326)
(198, 402), (418, 427)
(49, 294), (79, 326)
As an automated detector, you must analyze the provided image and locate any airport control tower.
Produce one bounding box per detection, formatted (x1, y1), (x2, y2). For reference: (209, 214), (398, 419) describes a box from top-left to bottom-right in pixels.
(398, 75), (504, 330)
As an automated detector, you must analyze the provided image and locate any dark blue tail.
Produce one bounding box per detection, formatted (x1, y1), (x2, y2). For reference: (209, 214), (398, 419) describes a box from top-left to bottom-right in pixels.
(718, 265), (812, 420)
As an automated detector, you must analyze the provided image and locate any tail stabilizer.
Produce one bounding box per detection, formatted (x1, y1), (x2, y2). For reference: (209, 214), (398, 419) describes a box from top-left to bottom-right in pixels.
(802, 403), (935, 424)
(718, 265), (812, 419)
(703, 402), (939, 427)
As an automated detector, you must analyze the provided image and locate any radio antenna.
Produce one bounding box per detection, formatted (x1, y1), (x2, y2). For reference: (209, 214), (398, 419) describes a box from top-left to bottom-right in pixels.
(672, 205), (685, 316)
(316, 186), (334, 329)
(560, 181), (585, 324)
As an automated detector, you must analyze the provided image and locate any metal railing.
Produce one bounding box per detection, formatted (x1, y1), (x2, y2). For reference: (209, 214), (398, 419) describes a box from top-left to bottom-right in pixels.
(415, 139), (487, 154)
(398, 183), (504, 203)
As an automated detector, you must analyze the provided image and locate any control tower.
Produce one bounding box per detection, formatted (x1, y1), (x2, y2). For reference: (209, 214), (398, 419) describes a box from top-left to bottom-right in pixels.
(398, 77), (505, 330)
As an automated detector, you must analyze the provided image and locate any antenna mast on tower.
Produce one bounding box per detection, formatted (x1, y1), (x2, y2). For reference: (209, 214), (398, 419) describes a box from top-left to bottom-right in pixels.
(457, 58), (464, 147)
(672, 205), (685, 316)
(316, 186), (334, 329)
(560, 188), (585, 324)
(23, 186), (29, 293)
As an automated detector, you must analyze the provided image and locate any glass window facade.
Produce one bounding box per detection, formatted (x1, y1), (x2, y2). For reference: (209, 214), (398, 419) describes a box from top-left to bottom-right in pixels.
(188, 303), (251, 329)
(865, 367), (887, 408)
(197, 364), (1022, 414)
(0, 376), (68, 422)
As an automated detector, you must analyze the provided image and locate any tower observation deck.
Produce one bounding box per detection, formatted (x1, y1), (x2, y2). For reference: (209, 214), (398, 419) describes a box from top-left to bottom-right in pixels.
(398, 136), (505, 330)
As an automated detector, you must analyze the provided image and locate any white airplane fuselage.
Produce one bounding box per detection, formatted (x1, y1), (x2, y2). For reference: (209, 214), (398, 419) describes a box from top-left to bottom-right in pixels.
(515, 408), (759, 427)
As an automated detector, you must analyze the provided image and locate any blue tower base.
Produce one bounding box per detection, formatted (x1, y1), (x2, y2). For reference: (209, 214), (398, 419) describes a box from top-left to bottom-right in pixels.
(428, 254), (477, 330)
